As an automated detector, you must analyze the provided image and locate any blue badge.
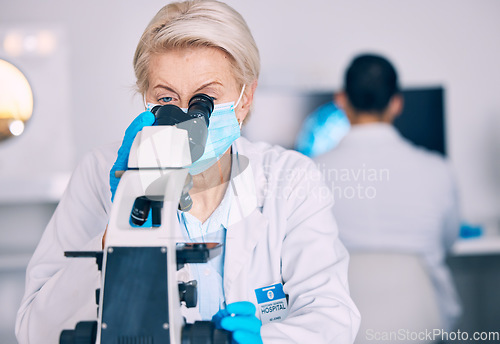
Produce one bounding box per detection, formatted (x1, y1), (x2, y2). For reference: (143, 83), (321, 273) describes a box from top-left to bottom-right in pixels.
(254, 283), (288, 324)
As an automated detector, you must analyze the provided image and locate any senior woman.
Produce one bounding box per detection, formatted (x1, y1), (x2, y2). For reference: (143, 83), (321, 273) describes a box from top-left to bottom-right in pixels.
(16, 1), (360, 343)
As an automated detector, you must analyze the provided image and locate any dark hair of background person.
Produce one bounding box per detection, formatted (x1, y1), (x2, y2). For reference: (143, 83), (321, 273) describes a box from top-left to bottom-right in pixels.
(344, 54), (400, 113)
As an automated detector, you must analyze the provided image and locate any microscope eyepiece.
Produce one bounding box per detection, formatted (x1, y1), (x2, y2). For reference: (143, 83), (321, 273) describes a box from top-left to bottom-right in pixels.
(188, 93), (214, 127)
(152, 93), (214, 127)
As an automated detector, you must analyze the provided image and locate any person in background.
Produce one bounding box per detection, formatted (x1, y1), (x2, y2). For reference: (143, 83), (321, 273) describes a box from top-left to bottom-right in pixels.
(314, 53), (461, 331)
(16, 1), (360, 343)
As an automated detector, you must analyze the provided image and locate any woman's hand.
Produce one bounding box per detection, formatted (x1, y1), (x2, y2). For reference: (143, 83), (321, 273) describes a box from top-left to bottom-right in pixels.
(212, 302), (263, 344)
(110, 111), (156, 201)
(106, 111), (155, 249)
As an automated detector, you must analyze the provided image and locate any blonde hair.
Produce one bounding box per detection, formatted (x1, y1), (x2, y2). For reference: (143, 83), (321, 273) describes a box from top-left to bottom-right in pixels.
(134, 0), (260, 95)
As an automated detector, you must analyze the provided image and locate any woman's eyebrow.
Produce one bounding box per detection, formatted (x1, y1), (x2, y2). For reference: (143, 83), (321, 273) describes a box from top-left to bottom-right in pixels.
(152, 84), (180, 97)
(152, 81), (222, 97)
(194, 81), (223, 94)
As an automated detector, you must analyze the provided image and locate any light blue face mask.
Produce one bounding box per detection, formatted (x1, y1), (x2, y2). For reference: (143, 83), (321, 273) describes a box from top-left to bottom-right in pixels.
(145, 85), (245, 175)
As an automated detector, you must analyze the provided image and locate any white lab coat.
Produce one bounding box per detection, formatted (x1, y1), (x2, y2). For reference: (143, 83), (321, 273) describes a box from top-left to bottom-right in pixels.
(16, 136), (360, 344)
(314, 123), (462, 331)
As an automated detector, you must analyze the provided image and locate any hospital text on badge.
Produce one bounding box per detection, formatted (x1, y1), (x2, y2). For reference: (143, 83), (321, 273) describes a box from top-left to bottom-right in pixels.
(254, 283), (289, 324)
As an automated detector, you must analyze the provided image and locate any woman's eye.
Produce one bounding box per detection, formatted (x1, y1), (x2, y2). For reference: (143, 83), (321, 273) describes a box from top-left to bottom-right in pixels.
(158, 96), (173, 103)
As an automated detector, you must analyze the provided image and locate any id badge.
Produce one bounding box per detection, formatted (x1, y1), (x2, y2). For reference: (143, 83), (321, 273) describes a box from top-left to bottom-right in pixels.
(254, 283), (288, 324)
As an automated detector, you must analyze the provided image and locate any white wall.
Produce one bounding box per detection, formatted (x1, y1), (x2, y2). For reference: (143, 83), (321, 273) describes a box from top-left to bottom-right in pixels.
(2, 0), (499, 222)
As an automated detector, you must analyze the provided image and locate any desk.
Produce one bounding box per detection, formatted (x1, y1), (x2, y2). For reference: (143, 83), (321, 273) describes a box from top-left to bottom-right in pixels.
(452, 221), (500, 256)
(452, 235), (500, 256)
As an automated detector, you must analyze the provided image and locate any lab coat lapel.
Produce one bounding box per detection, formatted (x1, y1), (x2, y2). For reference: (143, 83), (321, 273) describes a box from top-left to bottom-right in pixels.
(224, 209), (269, 302)
(223, 144), (269, 301)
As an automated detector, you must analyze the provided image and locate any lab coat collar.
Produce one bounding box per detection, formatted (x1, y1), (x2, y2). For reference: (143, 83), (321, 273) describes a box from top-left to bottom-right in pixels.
(344, 122), (401, 141)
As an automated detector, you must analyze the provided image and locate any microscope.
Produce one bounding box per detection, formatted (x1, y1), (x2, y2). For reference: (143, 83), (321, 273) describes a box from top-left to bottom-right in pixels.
(60, 94), (231, 344)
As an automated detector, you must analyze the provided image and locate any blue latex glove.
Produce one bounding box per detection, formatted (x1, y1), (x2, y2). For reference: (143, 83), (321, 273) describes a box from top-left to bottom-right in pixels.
(212, 302), (263, 344)
(110, 111), (156, 202)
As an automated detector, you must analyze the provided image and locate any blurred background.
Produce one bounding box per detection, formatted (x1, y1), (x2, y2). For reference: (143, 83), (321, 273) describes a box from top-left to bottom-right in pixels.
(0, 0), (499, 343)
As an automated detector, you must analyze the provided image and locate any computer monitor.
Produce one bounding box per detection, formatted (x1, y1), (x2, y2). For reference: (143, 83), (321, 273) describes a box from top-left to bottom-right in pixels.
(393, 87), (446, 155)
(293, 87), (446, 157)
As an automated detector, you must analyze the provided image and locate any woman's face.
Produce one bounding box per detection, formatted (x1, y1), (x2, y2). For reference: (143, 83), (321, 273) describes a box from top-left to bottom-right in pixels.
(145, 46), (252, 124)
